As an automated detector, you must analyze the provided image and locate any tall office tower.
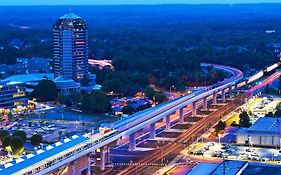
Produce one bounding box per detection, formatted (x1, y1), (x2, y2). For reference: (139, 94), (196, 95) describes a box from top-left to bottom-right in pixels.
(53, 12), (88, 82)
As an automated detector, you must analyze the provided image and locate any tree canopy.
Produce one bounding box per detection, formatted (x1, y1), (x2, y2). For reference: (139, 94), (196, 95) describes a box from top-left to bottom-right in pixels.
(122, 105), (134, 115)
(13, 130), (27, 143)
(2, 135), (11, 148)
(81, 90), (111, 113)
(32, 79), (58, 102)
(0, 130), (9, 142)
(154, 92), (168, 104)
(215, 120), (226, 135)
(239, 111), (251, 128)
(30, 134), (43, 146)
(10, 136), (24, 155)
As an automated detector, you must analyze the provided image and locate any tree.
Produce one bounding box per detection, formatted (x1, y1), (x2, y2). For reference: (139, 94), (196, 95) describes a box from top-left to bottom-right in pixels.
(32, 79), (58, 102)
(2, 135), (11, 148)
(0, 130), (9, 142)
(30, 134), (43, 146)
(275, 109), (281, 117)
(239, 111), (251, 128)
(13, 130), (27, 143)
(131, 72), (150, 88)
(101, 78), (123, 94)
(136, 104), (152, 111)
(122, 105), (134, 115)
(81, 93), (91, 112)
(89, 90), (111, 113)
(154, 92), (168, 104)
(215, 120), (226, 135)
(266, 112), (274, 118)
(143, 86), (156, 100)
(10, 136), (24, 155)
(58, 92), (82, 107)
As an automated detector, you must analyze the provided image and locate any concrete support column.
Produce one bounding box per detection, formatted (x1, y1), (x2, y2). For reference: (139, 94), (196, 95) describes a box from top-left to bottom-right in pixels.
(228, 86), (232, 96)
(166, 115), (171, 130)
(150, 123), (156, 139)
(100, 147), (106, 171)
(192, 101), (197, 116)
(235, 83), (238, 91)
(222, 89), (226, 103)
(213, 92), (217, 104)
(129, 133), (136, 151)
(245, 81), (249, 89)
(203, 97), (207, 110)
(107, 147), (111, 164)
(87, 154), (91, 175)
(179, 108), (184, 124)
(72, 162), (76, 175)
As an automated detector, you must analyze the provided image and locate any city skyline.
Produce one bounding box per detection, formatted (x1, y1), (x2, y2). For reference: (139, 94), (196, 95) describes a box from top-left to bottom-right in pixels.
(1, 0), (281, 5)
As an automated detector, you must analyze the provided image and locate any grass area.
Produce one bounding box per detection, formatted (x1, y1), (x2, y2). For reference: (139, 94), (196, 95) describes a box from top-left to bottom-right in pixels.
(225, 112), (240, 126)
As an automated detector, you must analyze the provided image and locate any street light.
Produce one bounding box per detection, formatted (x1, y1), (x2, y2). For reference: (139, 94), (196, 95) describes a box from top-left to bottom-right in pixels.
(248, 137), (252, 150)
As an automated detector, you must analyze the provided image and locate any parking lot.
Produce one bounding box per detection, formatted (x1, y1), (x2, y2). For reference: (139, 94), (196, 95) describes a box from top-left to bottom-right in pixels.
(188, 141), (281, 164)
(246, 96), (280, 120)
(0, 119), (87, 143)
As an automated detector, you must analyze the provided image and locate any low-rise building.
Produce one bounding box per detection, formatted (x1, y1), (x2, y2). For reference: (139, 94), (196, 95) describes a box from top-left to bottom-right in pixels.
(16, 57), (51, 73)
(3, 73), (83, 94)
(236, 117), (281, 147)
(0, 80), (28, 111)
(54, 76), (80, 93)
(0, 57), (51, 76)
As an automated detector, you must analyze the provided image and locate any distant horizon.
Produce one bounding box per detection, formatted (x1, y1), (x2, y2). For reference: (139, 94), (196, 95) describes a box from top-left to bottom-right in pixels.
(1, 0), (281, 6)
(1, 3), (281, 6)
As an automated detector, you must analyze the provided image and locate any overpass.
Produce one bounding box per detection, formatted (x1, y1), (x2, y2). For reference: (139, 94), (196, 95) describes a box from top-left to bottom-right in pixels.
(0, 62), (280, 175)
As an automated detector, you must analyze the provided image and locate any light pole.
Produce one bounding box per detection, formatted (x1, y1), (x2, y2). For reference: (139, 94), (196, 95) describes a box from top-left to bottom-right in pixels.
(248, 136), (252, 150)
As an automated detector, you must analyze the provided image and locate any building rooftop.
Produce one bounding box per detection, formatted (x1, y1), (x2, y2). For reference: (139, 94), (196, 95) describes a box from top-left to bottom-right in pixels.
(59, 12), (81, 19)
(236, 117), (281, 136)
(0, 134), (88, 174)
(249, 117), (281, 132)
(54, 76), (80, 89)
(4, 73), (54, 83)
(210, 160), (248, 175)
(188, 161), (248, 175)
(188, 163), (218, 175)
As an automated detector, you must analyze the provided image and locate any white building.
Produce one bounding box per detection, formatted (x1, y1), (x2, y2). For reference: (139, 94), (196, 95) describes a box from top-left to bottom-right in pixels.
(236, 117), (281, 147)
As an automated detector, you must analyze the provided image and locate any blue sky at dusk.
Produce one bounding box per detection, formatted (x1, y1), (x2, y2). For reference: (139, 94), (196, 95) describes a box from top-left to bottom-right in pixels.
(1, 0), (281, 5)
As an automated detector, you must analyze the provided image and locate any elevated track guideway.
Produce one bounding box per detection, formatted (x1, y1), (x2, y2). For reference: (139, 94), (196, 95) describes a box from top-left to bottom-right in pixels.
(1, 62), (280, 175)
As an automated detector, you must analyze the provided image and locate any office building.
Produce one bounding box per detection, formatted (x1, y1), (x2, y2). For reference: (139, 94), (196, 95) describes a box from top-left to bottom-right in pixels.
(53, 12), (89, 82)
(0, 80), (28, 111)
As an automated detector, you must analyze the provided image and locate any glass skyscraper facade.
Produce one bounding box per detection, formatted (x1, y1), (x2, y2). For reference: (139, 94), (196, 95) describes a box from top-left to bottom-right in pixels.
(53, 12), (89, 82)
